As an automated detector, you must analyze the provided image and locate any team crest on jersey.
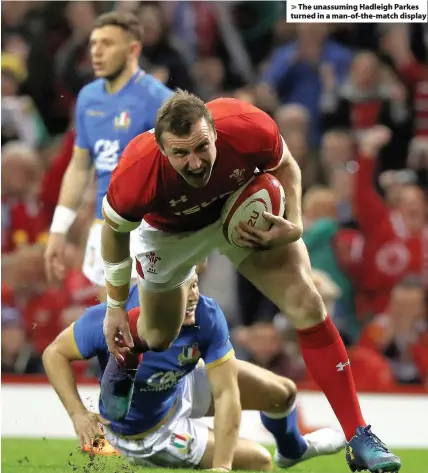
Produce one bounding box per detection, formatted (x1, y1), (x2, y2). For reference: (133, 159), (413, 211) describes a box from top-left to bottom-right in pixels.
(178, 343), (200, 365)
(114, 111), (131, 129)
(229, 168), (246, 184)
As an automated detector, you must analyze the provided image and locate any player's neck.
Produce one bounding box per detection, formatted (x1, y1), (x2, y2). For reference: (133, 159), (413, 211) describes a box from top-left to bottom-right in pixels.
(105, 64), (139, 94)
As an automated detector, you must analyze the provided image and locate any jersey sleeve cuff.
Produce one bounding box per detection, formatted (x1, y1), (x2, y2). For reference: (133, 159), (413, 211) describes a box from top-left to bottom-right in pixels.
(70, 323), (85, 360)
(205, 348), (235, 370)
(102, 196), (141, 233)
(265, 136), (288, 172)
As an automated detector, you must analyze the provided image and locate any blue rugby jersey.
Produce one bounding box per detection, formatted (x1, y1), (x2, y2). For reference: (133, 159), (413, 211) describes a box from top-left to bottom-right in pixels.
(72, 287), (234, 436)
(74, 69), (172, 219)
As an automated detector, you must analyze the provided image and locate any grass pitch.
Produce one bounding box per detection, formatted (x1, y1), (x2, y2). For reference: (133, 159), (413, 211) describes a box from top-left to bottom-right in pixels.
(2, 439), (428, 473)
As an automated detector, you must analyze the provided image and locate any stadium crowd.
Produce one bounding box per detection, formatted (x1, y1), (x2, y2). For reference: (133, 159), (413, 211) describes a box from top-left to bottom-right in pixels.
(1, 1), (428, 390)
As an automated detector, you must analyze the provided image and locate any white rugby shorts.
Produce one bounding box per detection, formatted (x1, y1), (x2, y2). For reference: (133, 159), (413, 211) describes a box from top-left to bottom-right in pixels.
(103, 362), (213, 469)
(134, 219), (251, 292)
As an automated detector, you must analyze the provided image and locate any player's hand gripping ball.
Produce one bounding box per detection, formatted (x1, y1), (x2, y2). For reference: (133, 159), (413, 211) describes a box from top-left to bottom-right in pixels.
(221, 173), (286, 248)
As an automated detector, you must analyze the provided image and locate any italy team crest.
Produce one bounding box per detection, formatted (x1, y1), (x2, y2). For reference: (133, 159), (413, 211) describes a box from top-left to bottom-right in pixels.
(178, 344), (201, 365)
(170, 432), (193, 455)
(114, 111), (131, 129)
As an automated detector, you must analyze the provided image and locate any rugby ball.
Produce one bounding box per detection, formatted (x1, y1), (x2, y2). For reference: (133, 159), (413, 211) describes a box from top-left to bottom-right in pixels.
(221, 173), (286, 248)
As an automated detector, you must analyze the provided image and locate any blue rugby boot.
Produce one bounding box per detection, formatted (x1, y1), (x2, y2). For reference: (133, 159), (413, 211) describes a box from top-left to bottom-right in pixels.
(100, 338), (147, 421)
(346, 425), (401, 472)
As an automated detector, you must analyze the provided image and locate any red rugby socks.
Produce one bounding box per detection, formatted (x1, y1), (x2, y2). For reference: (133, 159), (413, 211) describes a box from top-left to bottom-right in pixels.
(297, 316), (366, 441)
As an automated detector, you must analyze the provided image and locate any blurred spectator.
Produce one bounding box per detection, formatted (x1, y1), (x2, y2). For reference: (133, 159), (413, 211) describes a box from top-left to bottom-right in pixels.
(354, 127), (428, 319)
(233, 320), (303, 380)
(39, 129), (75, 221)
(1, 141), (49, 253)
(380, 25), (428, 138)
(138, 2), (197, 93)
(348, 346), (395, 392)
(1, 53), (48, 147)
(193, 57), (226, 101)
(359, 278), (428, 385)
(303, 187), (362, 342)
(320, 51), (412, 168)
(2, 244), (69, 354)
(275, 104), (321, 192)
(258, 24), (353, 143)
(55, 1), (96, 96)
(1, 306), (44, 374)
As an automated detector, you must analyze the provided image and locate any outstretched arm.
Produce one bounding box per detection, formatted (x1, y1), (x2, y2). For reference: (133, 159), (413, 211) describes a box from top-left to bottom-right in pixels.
(354, 127), (392, 237)
(207, 356), (241, 471)
(43, 327), (110, 447)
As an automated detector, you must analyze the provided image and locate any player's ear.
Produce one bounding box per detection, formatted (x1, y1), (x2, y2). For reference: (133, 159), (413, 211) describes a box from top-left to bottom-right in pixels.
(130, 40), (142, 58)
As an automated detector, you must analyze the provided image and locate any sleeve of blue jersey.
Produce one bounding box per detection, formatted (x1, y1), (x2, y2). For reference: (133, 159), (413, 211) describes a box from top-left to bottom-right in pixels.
(74, 87), (91, 150)
(73, 284), (139, 359)
(73, 304), (108, 359)
(199, 297), (234, 369)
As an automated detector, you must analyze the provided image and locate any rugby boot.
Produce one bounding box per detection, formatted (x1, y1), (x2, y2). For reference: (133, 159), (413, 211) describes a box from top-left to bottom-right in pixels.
(346, 425), (401, 472)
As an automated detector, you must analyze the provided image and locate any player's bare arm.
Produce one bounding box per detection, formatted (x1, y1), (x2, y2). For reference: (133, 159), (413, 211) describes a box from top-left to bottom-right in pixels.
(101, 196), (141, 359)
(269, 142), (303, 231)
(42, 327), (110, 447)
(45, 146), (92, 283)
(205, 356), (241, 471)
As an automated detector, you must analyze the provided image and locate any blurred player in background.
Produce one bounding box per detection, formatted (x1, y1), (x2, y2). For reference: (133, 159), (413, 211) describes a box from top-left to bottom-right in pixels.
(101, 90), (401, 472)
(43, 271), (345, 470)
(44, 11), (171, 300)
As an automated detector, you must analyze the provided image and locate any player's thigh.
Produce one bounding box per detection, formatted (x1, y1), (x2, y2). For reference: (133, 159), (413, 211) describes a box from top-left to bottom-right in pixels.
(134, 220), (221, 291)
(236, 360), (296, 414)
(236, 239), (326, 328)
(136, 277), (191, 346)
(204, 360), (295, 416)
(200, 430), (272, 471)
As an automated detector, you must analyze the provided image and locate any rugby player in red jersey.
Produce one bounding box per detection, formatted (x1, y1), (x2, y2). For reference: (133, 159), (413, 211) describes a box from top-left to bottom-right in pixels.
(101, 90), (401, 473)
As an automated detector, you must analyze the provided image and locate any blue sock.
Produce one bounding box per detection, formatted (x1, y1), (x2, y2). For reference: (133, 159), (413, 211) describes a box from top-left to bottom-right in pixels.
(260, 405), (307, 459)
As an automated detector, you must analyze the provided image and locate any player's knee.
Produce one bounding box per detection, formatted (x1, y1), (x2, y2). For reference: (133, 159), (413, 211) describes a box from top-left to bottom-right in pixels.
(252, 446), (273, 471)
(145, 329), (178, 352)
(285, 274), (326, 329)
(266, 377), (297, 414)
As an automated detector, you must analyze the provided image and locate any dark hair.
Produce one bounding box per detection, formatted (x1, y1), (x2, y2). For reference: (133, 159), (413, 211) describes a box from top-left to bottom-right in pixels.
(93, 11), (143, 43)
(154, 89), (215, 147)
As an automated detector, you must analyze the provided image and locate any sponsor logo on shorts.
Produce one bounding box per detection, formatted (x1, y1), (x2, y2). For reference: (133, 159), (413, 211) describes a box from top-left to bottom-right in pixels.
(178, 344), (201, 366)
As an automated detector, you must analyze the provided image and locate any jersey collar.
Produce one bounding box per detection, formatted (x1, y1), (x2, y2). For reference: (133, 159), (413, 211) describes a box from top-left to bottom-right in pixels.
(104, 68), (146, 96)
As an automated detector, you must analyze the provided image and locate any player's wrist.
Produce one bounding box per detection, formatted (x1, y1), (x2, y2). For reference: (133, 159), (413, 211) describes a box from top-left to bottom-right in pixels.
(106, 295), (128, 310)
(104, 257), (133, 308)
(50, 205), (77, 234)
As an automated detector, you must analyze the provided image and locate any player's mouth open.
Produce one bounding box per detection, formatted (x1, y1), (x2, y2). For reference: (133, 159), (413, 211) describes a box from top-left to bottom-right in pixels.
(188, 168), (205, 176)
(185, 304), (197, 316)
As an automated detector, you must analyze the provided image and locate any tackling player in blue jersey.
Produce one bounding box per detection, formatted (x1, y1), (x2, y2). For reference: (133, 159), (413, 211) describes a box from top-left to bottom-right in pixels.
(43, 271), (345, 471)
(44, 11), (172, 295)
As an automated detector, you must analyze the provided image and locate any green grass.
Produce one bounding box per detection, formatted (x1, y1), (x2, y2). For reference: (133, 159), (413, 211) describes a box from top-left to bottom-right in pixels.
(1, 439), (427, 473)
